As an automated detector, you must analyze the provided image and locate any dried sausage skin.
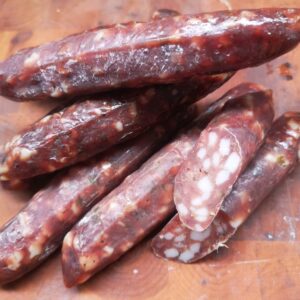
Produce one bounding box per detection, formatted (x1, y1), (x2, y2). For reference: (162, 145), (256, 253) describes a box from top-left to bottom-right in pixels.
(59, 83), (267, 287)
(152, 112), (300, 263)
(0, 107), (196, 285)
(0, 73), (231, 180)
(0, 8), (299, 101)
(174, 83), (274, 232)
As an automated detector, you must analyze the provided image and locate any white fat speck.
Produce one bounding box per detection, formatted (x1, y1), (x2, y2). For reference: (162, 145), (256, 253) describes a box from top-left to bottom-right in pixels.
(51, 87), (63, 98)
(178, 250), (194, 262)
(288, 120), (300, 131)
(224, 152), (241, 173)
(94, 30), (107, 41)
(79, 255), (98, 271)
(191, 41), (200, 50)
(229, 217), (244, 229)
(190, 243), (201, 253)
(216, 170), (230, 185)
(64, 232), (73, 247)
(93, 108), (104, 116)
(109, 202), (120, 211)
(190, 227), (211, 241)
(18, 213), (32, 236)
(130, 103), (137, 117)
(203, 158), (211, 170)
(7, 251), (23, 271)
(0, 164), (9, 175)
(40, 115), (52, 124)
(29, 243), (42, 259)
(174, 234), (186, 242)
(164, 248), (179, 258)
(240, 10), (257, 19)
(212, 152), (221, 167)
(133, 269), (139, 275)
(71, 202), (81, 215)
(286, 130), (299, 139)
(219, 139), (230, 156)
(158, 206), (169, 214)
(177, 203), (189, 216)
(208, 132), (218, 147)
(103, 245), (114, 254)
(197, 148), (206, 159)
(175, 227), (183, 233)
(115, 121), (124, 132)
(197, 177), (213, 193)
(102, 162), (112, 170)
(164, 232), (174, 240)
(194, 207), (210, 222)
(61, 81), (69, 93)
(19, 148), (36, 161)
(24, 52), (40, 67)
(265, 153), (277, 163)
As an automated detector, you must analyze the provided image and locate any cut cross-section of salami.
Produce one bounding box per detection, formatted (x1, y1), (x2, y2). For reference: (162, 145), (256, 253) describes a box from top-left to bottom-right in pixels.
(0, 8), (299, 101)
(0, 106), (198, 285)
(0, 73), (232, 181)
(174, 83), (274, 232)
(60, 83), (270, 287)
(152, 112), (300, 263)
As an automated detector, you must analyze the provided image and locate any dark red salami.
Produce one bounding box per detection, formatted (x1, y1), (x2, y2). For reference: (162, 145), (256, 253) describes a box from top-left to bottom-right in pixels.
(59, 83), (267, 287)
(0, 107), (197, 285)
(0, 73), (231, 181)
(152, 112), (300, 263)
(174, 83), (274, 232)
(0, 8), (299, 101)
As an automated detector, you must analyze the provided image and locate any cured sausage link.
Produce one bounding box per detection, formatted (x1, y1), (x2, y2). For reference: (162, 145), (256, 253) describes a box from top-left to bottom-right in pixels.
(60, 83), (269, 287)
(0, 73), (232, 181)
(152, 112), (300, 263)
(174, 83), (274, 232)
(0, 8), (299, 101)
(0, 105), (198, 285)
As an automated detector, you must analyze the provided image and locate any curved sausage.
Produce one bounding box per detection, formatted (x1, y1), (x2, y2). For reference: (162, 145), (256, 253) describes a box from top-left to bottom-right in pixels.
(0, 73), (232, 181)
(0, 8), (299, 101)
(0, 106), (197, 285)
(60, 83), (266, 287)
(152, 112), (300, 263)
(174, 83), (274, 232)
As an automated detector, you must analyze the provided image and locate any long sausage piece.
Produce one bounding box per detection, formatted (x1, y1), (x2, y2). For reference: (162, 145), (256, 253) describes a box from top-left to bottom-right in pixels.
(0, 73), (231, 181)
(0, 8), (299, 101)
(60, 83), (268, 287)
(152, 112), (300, 263)
(174, 83), (274, 232)
(0, 105), (198, 285)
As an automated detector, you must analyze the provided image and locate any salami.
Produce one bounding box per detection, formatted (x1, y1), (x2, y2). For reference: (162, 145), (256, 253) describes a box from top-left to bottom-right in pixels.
(0, 73), (231, 181)
(0, 107), (197, 285)
(60, 83), (269, 287)
(174, 83), (274, 232)
(0, 8), (299, 101)
(152, 112), (300, 263)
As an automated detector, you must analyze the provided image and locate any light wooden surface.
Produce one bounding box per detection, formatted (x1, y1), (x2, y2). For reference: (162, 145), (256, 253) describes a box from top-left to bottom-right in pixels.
(0, 1), (300, 299)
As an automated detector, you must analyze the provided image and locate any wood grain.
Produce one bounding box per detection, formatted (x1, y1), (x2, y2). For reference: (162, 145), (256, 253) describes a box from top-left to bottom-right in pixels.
(0, 1), (299, 299)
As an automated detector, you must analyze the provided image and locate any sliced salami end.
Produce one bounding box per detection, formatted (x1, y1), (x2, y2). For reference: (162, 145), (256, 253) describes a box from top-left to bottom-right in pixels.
(174, 83), (274, 232)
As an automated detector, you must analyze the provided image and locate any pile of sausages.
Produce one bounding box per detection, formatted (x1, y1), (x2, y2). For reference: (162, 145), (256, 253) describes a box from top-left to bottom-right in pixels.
(0, 7), (299, 288)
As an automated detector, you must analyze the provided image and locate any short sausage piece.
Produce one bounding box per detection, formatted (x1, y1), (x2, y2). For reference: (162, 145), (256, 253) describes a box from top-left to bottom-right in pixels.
(60, 83), (266, 287)
(0, 106), (196, 285)
(152, 112), (300, 263)
(174, 83), (274, 232)
(0, 8), (299, 101)
(0, 73), (231, 181)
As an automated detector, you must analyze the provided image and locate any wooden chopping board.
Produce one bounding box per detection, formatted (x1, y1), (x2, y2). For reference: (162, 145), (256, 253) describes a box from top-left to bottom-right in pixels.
(0, 1), (299, 299)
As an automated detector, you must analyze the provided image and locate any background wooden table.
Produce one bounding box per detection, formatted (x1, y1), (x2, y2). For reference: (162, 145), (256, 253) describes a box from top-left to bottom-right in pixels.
(0, 1), (300, 299)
